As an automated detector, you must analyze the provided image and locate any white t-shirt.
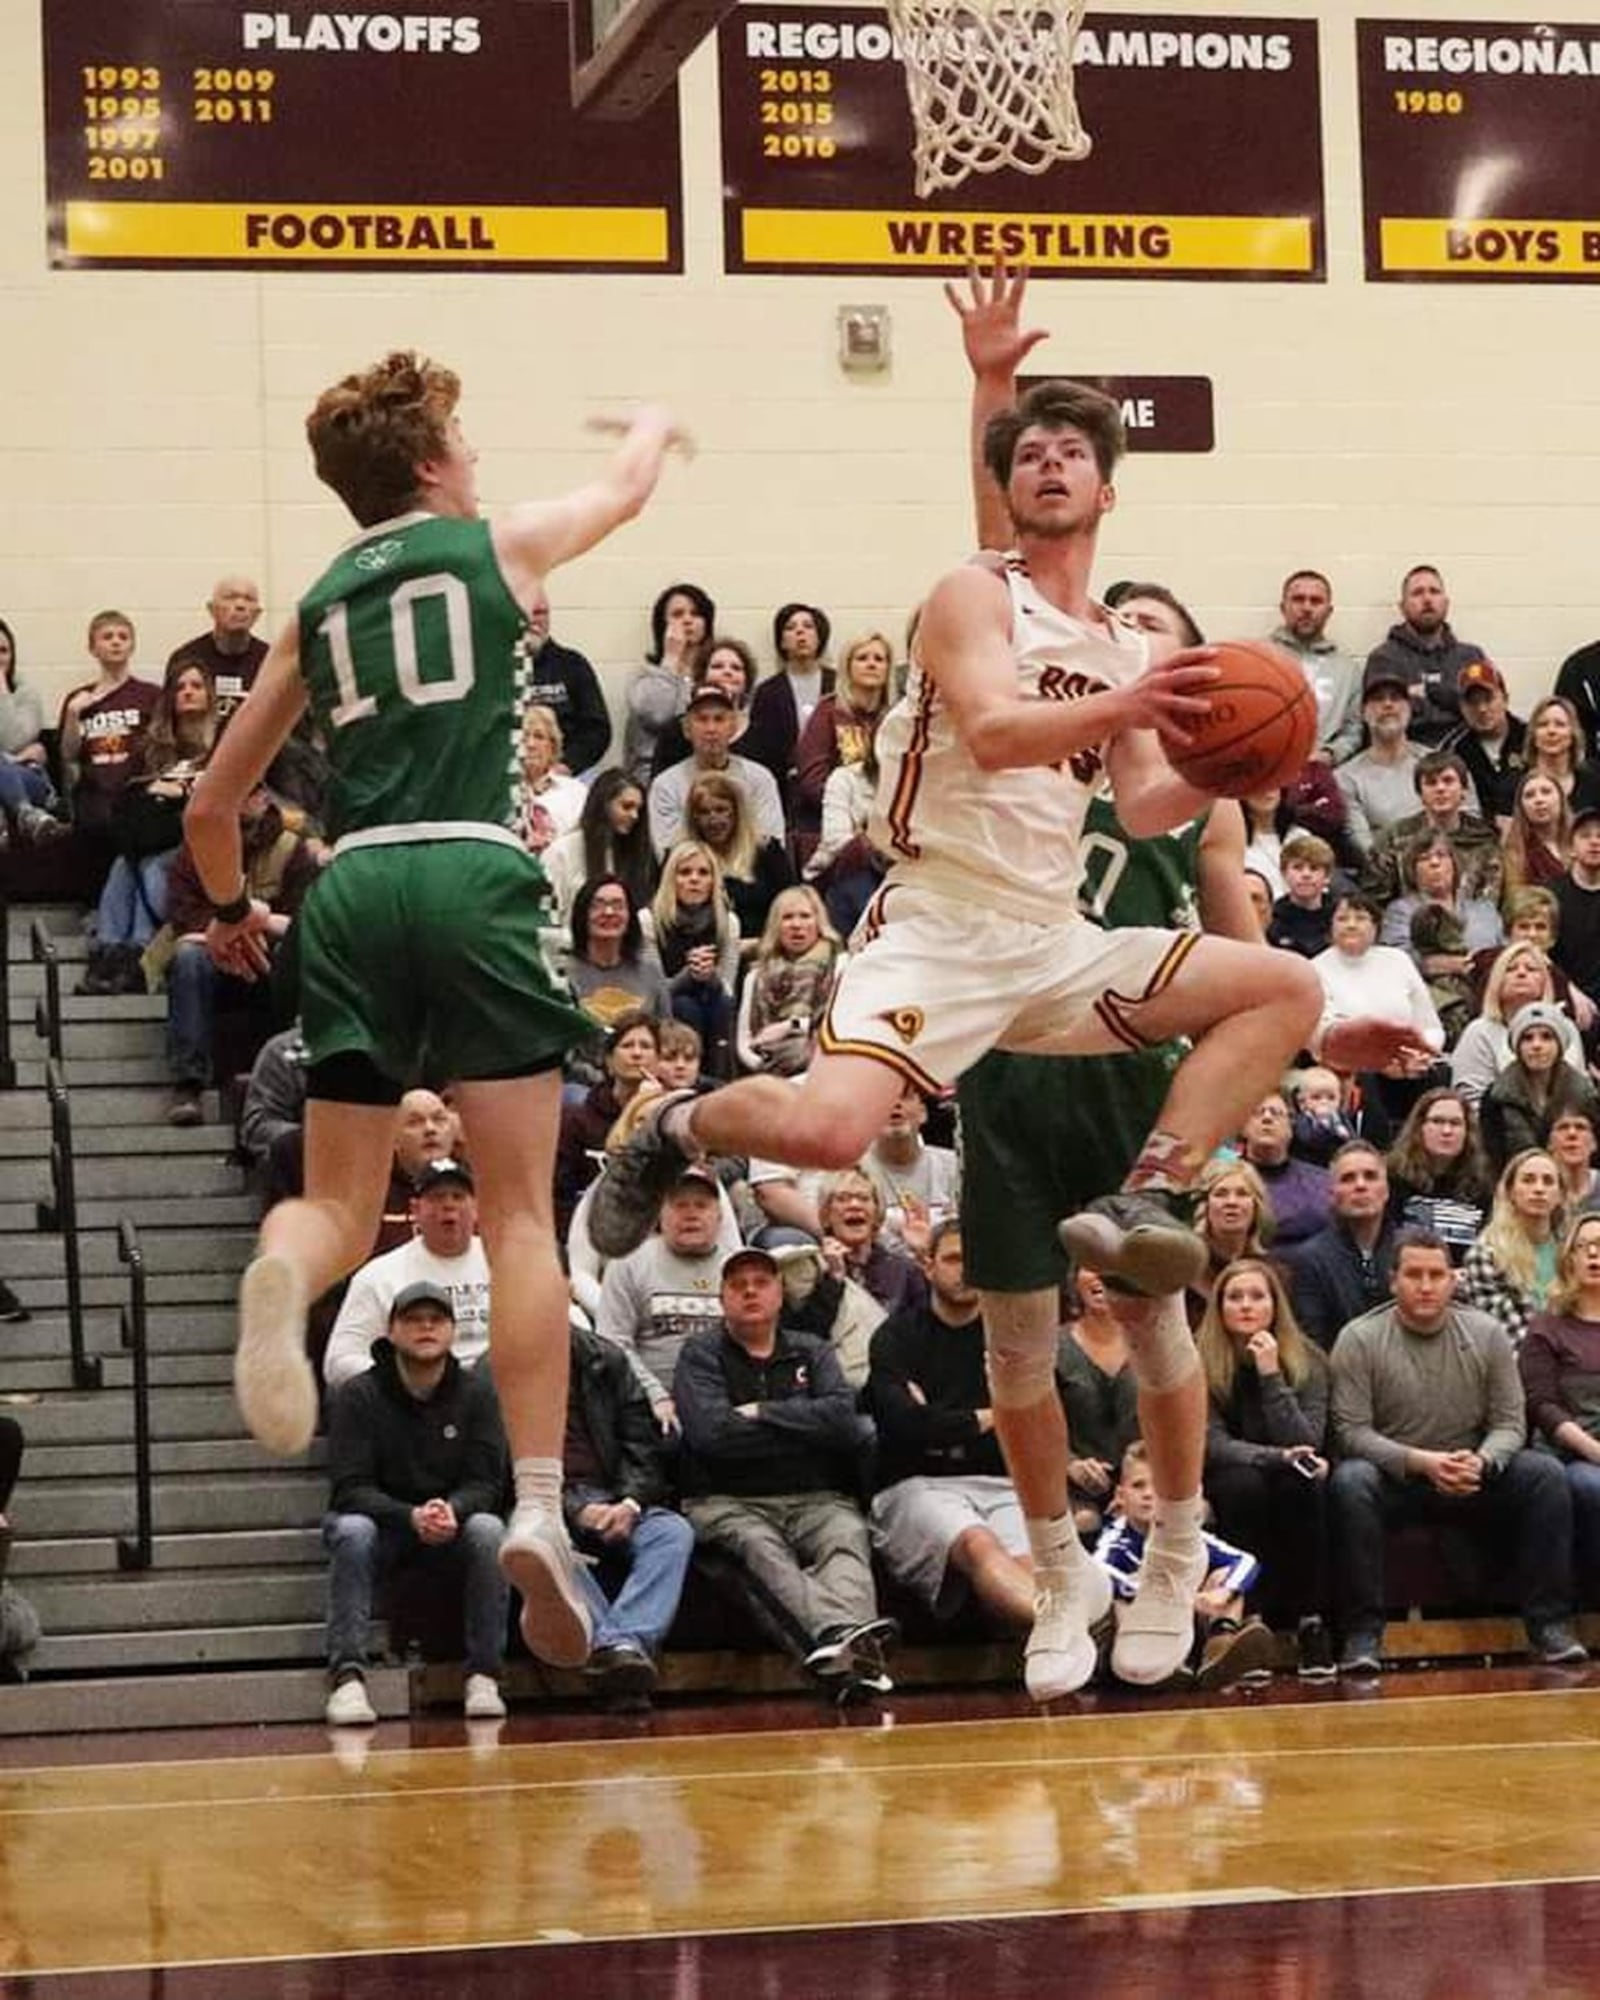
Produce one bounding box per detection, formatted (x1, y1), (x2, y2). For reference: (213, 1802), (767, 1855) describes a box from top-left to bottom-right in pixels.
(323, 1235), (493, 1387)
(1312, 944), (1445, 1052)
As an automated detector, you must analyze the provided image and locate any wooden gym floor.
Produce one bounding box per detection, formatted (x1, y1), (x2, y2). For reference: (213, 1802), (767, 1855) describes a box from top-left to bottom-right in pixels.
(2, 1665), (1599, 1995)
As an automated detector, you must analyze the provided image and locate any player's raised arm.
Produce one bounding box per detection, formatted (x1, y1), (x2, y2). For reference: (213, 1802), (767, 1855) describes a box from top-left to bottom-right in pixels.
(945, 264), (1048, 553)
(494, 406), (691, 597)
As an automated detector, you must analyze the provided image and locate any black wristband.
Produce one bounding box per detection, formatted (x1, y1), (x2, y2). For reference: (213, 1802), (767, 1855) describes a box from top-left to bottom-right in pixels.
(211, 892), (251, 926)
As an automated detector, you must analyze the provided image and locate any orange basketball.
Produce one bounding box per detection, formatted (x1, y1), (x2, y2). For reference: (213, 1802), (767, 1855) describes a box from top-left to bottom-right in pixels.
(1167, 639), (1318, 798)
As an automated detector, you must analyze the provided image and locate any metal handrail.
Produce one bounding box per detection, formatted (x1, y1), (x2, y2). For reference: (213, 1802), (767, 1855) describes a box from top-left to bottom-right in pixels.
(116, 1219), (153, 1572)
(30, 918), (62, 1064)
(0, 889), (14, 1089)
(43, 1057), (100, 1393)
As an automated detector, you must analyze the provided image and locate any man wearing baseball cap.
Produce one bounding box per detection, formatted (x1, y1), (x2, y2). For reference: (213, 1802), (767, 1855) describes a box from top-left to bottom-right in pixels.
(1336, 663), (1423, 856)
(672, 1242), (896, 1700)
(1446, 659), (1527, 821)
(323, 1278), (511, 1727)
(324, 1158), (490, 1388)
(647, 681), (786, 857)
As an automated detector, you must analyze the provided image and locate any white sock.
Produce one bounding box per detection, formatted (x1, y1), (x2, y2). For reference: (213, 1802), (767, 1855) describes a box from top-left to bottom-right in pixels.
(1026, 1513), (1088, 1577)
(512, 1456), (563, 1518)
(1151, 1491), (1205, 1553)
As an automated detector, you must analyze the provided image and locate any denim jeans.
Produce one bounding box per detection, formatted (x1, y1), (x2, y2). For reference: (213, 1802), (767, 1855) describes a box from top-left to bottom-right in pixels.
(1565, 1461), (1600, 1597)
(95, 849), (174, 947)
(323, 1510), (508, 1677)
(0, 758), (51, 816)
(572, 1502), (695, 1655)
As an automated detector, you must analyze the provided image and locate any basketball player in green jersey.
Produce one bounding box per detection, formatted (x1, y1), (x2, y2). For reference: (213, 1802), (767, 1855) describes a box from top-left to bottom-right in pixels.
(185, 352), (687, 1668)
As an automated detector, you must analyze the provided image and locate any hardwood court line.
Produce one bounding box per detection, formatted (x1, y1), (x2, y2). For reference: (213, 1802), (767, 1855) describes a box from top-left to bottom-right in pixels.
(15, 1866), (1600, 1984)
(3, 1719), (1598, 1820)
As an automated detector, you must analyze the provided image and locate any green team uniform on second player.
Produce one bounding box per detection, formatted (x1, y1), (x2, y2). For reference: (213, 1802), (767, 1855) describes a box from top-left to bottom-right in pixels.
(957, 800), (1206, 1293)
(293, 512), (591, 1085)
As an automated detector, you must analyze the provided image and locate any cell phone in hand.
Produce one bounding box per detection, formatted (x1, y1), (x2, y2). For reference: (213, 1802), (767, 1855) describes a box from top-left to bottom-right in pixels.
(1289, 1452), (1319, 1480)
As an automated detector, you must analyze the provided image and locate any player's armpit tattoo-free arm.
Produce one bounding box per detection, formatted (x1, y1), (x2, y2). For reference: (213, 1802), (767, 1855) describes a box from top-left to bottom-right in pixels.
(1196, 800), (1261, 941)
(185, 620), (308, 902)
(1104, 728), (1215, 840)
(495, 406), (687, 594)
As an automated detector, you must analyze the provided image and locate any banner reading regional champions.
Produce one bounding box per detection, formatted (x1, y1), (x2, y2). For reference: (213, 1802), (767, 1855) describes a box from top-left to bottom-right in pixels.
(42, 0), (683, 272)
(718, 9), (1325, 279)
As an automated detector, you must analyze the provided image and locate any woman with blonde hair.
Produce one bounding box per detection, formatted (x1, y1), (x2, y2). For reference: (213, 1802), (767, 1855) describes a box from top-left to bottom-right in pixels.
(684, 768), (794, 942)
(641, 839), (741, 1066)
(734, 883), (842, 1075)
(517, 703), (586, 854)
(1195, 1256), (1333, 1674)
(1521, 1210), (1600, 1586)
(1450, 941), (1565, 1104)
(1501, 771), (1572, 898)
(793, 630), (895, 842)
(1460, 1147), (1565, 1346)
(1186, 1156), (1273, 1321)
(1526, 695), (1600, 814)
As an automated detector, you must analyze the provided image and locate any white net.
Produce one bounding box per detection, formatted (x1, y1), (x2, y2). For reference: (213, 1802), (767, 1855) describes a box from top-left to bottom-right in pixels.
(886, 0), (1091, 197)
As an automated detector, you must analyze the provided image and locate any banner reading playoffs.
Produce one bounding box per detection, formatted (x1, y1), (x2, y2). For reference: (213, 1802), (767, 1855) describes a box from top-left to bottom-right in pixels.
(42, 0), (683, 272)
(718, 10), (1325, 279)
(1359, 20), (1600, 281)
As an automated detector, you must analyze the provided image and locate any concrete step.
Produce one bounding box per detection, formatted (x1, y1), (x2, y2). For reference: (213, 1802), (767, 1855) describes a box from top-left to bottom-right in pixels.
(1, 1194), (259, 1233)
(17, 1387), (243, 1446)
(23, 1436), (326, 1479)
(13, 1471), (325, 1536)
(4, 1350), (232, 1394)
(0, 1664), (408, 1735)
(1, 1084), (215, 1126)
(14, 1056), (174, 1088)
(7, 1228), (255, 1278)
(25, 1568), (324, 1634)
(9, 1271), (241, 1311)
(3, 1306), (232, 1356)
(29, 1621), (332, 1673)
(12, 1526), (323, 1576)
(0, 1153), (245, 1201)
(7, 989), (162, 1022)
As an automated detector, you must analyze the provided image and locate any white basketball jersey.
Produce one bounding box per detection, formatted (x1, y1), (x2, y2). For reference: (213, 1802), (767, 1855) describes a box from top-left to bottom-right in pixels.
(869, 558), (1149, 920)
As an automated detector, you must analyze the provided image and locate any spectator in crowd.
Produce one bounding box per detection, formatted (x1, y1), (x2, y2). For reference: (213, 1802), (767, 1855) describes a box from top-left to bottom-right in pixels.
(792, 630), (894, 864)
(166, 575), (267, 724)
(1365, 563), (1489, 747)
(1452, 944), (1580, 1105)
(239, 1022), (310, 1209)
(374, 1089), (463, 1253)
(1288, 1065), (1358, 1168)
(640, 840), (740, 1063)
(513, 600), (612, 777)
(1056, 1269), (1138, 1537)
(1336, 664), (1421, 855)
(675, 1245), (894, 1698)
(1239, 1091), (1331, 1250)
(742, 602), (835, 803)
(1239, 783), (1295, 898)
(648, 636), (759, 782)
(1552, 808), (1600, 1003)
(866, 1220), (1036, 1634)
(1189, 1156), (1274, 1317)
(1196, 1256), (1334, 1676)
(517, 705), (586, 855)
(157, 783), (318, 1125)
(1385, 1087), (1493, 1261)
(81, 661), (220, 997)
(734, 885), (841, 1075)
(1446, 659), (1526, 821)
(562, 1321), (695, 1708)
(649, 683), (786, 858)
(1267, 832), (1337, 958)
(324, 1158), (490, 1387)
(1270, 569), (1364, 765)
(817, 1168), (927, 1317)
(1094, 1441), (1274, 1690)
(1502, 773), (1573, 901)
(1311, 893), (1445, 1064)
(563, 874), (671, 1033)
(1379, 831), (1504, 963)
(1504, 885), (1564, 959)
(1288, 1140), (1398, 1352)
(58, 610), (161, 845)
(541, 769), (656, 925)
(1480, 1003), (1599, 1170)
(806, 739), (886, 938)
(622, 581), (714, 786)
(0, 617), (65, 850)
(1555, 637), (1600, 764)
(655, 1017), (704, 1097)
(1520, 1211), (1600, 1588)
(1459, 1148), (1564, 1348)
(859, 1083), (959, 1250)
(594, 1159), (730, 1421)
(1524, 695), (1600, 818)
(1243, 868), (1274, 934)
(1550, 1109), (1600, 1214)
(1364, 751), (1498, 907)
(1328, 1229), (1583, 1673)
(684, 768), (795, 944)
(323, 1281), (511, 1726)
(761, 1226), (887, 1389)
(555, 1011), (662, 1236)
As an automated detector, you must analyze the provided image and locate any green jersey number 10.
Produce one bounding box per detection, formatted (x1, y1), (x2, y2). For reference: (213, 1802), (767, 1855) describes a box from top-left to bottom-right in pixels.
(319, 571), (477, 730)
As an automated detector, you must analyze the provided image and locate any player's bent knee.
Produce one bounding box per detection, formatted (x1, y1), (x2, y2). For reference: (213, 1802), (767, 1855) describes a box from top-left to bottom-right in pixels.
(984, 1296), (1060, 1409)
(1122, 1311), (1201, 1394)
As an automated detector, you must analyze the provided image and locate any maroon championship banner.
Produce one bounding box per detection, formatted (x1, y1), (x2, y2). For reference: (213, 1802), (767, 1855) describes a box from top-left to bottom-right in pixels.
(42, 0), (684, 272)
(719, 8), (1325, 279)
(1359, 19), (1600, 281)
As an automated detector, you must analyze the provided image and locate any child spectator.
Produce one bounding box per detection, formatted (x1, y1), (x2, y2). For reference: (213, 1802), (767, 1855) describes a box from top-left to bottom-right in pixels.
(1267, 832), (1336, 958)
(654, 1018), (705, 1096)
(1289, 1065), (1356, 1168)
(1094, 1442), (1274, 1690)
(734, 885), (842, 1076)
(1481, 1003), (1600, 1171)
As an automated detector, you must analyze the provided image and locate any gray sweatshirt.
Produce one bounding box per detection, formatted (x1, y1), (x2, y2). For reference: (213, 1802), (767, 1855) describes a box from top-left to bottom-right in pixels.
(1330, 1302), (1526, 1477)
(595, 1237), (727, 1404)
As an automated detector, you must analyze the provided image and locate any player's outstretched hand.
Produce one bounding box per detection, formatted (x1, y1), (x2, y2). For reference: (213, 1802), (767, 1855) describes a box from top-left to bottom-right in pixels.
(203, 900), (273, 981)
(944, 262), (1049, 381)
(1125, 646), (1217, 751)
(586, 406), (695, 461)
(1320, 1016), (1435, 1076)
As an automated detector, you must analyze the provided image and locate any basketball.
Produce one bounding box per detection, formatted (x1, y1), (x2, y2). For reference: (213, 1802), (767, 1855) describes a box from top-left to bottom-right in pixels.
(1167, 639), (1318, 798)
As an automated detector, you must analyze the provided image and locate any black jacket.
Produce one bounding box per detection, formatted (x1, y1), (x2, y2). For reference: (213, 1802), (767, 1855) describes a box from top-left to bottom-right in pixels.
(1285, 1221), (1398, 1353)
(1365, 621), (1488, 747)
(865, 1304), (1005, 1488)
(326, 1339), (507, 1528)
(521, 636), (612, 775)
(673, 1324), (871, 1498)
(563, 1325), (674, 1529)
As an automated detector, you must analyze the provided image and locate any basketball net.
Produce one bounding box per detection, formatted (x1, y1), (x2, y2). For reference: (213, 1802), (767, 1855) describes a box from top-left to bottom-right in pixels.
(887, 0), (1091, 197)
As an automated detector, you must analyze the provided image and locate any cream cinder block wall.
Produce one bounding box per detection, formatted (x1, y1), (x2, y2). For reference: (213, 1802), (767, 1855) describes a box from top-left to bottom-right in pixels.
(3, 0), (1598, 726)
